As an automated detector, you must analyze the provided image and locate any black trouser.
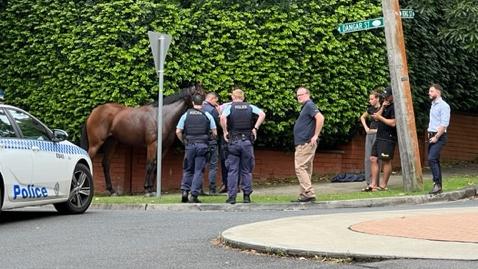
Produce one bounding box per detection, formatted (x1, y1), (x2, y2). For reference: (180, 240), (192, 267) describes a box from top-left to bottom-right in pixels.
(428, 133), (447, 185)
(219, 136), (228, 188)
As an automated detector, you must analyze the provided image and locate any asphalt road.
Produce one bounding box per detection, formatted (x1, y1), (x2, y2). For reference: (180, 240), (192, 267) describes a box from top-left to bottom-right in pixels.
(1, 200), (477, 269)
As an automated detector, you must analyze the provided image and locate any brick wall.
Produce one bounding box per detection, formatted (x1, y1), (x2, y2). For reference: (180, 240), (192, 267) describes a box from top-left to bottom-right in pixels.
(92, 113), (477, 194)
(437, 113), (478, 161)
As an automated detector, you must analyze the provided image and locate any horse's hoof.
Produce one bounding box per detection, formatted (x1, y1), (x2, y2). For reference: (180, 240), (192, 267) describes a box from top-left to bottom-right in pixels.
(106, 190), (117, 196)
(144, 191), (156, 197)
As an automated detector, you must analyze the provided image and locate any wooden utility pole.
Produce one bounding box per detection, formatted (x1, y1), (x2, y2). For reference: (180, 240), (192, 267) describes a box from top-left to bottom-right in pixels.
(382, 0), (423, 191)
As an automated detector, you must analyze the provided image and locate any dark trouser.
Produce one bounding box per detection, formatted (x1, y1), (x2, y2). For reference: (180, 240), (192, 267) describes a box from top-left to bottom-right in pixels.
(219, 137), (228, 188)
(226, 139), (254, 198)
(180, 143), (208, 196)
(428, 133), (447, 185)
(364, 132), (378, 184)
(207, 142), (218, 191)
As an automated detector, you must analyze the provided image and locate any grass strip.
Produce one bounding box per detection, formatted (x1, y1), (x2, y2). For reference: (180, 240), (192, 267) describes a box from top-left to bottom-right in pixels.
(92, 175), (477, 205)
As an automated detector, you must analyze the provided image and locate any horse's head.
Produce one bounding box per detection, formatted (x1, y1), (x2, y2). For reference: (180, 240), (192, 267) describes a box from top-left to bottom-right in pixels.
(162, 82), (204, 106)
(187, 82), (205, 97)
(181, 82), (205, 107)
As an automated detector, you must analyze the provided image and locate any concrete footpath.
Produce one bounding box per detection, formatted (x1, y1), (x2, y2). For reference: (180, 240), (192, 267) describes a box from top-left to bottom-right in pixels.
(219, 168), (478, 261)
(220, 205), (478, 260)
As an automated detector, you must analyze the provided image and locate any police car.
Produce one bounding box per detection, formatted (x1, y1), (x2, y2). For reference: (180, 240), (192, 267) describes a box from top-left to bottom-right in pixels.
(0, 102), (94, 214)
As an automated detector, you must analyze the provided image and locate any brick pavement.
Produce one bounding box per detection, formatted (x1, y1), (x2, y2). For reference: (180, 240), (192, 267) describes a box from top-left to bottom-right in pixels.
(350, 212), (478, 243)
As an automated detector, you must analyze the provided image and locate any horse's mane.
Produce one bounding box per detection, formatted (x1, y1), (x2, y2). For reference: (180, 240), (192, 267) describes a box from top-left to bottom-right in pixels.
(163, 89), (189, 105)
(149, 83), (202, 107)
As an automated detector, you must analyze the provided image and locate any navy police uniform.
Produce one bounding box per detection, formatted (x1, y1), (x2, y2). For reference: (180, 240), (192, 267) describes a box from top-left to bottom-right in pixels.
(177, 108), (216, 198)
(222, 102), (262, 200)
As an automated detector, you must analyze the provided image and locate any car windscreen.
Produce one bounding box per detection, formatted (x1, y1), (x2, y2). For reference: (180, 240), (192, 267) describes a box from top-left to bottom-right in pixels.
(6, 108), (51, 140)
(0, 108), (17, 138)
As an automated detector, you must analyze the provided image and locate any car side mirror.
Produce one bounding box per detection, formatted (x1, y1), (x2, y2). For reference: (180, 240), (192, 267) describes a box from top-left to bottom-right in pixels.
(52, 129), (68, 142)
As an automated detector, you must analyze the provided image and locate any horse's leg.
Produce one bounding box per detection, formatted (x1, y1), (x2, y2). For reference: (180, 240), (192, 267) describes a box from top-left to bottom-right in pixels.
(102, 138), (118, 195)
(144, 141), (157, 196)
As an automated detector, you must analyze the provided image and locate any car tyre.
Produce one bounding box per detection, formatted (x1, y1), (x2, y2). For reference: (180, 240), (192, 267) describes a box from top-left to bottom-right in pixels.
(54, 163), (94, 214)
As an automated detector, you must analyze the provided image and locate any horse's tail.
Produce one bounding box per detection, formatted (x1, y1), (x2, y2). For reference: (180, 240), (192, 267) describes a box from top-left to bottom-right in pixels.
(80, 123), (89, 151)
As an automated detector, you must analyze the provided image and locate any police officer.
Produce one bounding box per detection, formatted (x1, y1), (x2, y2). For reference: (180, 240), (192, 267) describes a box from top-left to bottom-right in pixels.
(176, 94), (217, 203)
(220, 88), (265, 204)
(202, 92), (221, 194)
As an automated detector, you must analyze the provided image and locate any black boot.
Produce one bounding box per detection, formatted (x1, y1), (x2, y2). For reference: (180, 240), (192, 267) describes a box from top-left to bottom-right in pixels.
(189, 195), (201, 203)
(181, 191), (189, 203)
(243, 194), (251, 203)
(226, 196), (236, 204)
(429, 183), (442, 194)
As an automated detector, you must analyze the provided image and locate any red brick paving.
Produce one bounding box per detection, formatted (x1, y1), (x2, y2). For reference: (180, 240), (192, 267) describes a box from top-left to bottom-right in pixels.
(350, 212), (478, 243)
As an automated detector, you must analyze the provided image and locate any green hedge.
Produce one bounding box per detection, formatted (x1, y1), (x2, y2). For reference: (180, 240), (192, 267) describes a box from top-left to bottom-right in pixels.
(404, 0), (478, 128)
(0, 0), (476, 149)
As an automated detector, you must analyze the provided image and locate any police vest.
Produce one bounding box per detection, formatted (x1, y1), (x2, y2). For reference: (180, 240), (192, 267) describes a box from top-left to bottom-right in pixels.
(184, 109), (210, 143)
(227, 102), (253, 137)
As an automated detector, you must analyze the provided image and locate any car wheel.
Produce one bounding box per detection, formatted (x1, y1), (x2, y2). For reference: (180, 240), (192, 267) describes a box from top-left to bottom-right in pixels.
(54, 163), (94, 214)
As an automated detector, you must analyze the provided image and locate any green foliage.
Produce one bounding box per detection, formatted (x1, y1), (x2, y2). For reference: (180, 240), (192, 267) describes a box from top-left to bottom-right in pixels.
(410, 0), (478, 52)
(0, 0), (389, 147)
(0, 0), (476, 149)
(402, 0), (478, 128)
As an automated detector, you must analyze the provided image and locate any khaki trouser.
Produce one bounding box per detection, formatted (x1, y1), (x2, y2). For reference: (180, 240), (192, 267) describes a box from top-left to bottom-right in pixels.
(294, 142), (318, 198)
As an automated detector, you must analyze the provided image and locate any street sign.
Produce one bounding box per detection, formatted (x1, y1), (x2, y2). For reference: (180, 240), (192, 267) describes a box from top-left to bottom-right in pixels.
(148, 31), (172, 198)
(337, 18), (384, 34)
(400, 9), (415, 19)
(148, 31), (172, 73)
(338, 9), (414, 34)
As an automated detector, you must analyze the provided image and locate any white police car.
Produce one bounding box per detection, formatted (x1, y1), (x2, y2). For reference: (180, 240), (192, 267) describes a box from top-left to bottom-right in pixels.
(0, 103), (94, 214)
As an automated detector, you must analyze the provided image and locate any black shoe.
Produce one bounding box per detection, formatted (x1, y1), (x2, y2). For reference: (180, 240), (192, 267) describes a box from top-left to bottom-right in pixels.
(199, 189), (207, 196)
(291, 196), (316, 203)
(429, 183), (442, 195)
(181, 191), (189, 203)
(189, 195), (201, 203)
(243, 194), (251, 203)
(226, 197), (236, 204)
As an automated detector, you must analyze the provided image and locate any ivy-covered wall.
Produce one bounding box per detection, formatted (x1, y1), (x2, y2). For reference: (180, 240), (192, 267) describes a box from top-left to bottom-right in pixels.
(0, 0), (476, 148)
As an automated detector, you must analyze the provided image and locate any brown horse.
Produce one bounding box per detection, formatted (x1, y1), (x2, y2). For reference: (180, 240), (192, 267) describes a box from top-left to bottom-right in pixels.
(80, 83), (205, 195)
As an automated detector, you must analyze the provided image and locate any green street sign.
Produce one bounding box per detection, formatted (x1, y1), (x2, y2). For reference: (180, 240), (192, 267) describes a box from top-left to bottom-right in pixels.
(400, 9), (415, 19)
(337, 18), (384, 34)
(338, 9), (415, 34)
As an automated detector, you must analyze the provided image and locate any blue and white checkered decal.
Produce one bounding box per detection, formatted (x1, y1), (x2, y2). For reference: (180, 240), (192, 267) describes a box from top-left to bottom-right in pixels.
(1, 139), (88, 156)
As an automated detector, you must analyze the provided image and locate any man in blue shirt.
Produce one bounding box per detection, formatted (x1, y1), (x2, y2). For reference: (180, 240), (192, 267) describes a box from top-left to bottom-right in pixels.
(221, 88), (265, 204)
(427, 83), (451, 194)
(292, 86), (325, 203)
(176, 94), (217, 203)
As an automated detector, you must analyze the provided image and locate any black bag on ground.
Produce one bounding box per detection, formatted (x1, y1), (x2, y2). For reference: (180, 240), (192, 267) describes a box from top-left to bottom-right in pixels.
(331, 173), (365, 183)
